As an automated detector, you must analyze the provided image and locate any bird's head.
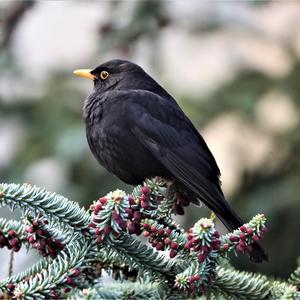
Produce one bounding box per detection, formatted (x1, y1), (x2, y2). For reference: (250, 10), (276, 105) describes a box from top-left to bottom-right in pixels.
(73, 59), (150, 93)
(74, 59), (173, 103)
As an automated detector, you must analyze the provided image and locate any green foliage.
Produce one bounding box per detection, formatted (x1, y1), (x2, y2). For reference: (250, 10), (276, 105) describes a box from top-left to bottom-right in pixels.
(0, 180), (299, 299)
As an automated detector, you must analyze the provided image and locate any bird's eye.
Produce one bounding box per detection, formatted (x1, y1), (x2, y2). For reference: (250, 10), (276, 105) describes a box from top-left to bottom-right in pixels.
(100, 70), (109, 80)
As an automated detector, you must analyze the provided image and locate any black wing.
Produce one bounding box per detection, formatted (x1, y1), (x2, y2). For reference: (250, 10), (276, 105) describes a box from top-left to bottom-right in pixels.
(124, 90), (242, 229)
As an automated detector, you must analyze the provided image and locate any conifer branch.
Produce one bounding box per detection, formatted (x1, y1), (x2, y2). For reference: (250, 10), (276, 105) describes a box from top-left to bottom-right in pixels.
(0, 181), (299, 299)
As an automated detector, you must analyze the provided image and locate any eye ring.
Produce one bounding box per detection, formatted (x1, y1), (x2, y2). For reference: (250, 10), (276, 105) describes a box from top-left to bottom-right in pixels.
(100, 70), (109, 80)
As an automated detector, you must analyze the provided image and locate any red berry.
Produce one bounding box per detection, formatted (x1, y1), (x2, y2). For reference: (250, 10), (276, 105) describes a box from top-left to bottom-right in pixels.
(229, 235), (239, 242)
(246, 228), (253, 235)
(37, 242), (45, 251)
(157, 228), (164, 236)
(171, 241), (178, 250)
(187, 233), (193, 240)
(128, 196), (135, 205)
(201, 245), (209, 252)
(118, 220), (127, 230)
(151, 240), (158, 247)
(27, 236), (35, 244)
(33, 220), (41, 227)
(8, 230), (17, 237)
(99, 197), (107, 205)
(94, 203), (102, 214)
(212, 240), (221, 250)
(47, 246), (56, 256)
(36, 229), (44, 236)
(66, 276), (74, 286)
(26, 226), (35, 233)
(151, 225), (157, 232)
(169, 250), (177, 258)
(64, 287), (71, 293)
(165, 228), (172, 236)
(140, 193), (148, 202)
(13, 245), (21, 252)
(194, 274), (201, 281)
(156, 242), (163, 251)
(9, 238), (20, 247)
(133, 211), (141, 221)
(184, 242), (192, 250)
(7, 283), (14, 290)
(197, 253), (206, 262)
(125, 208), (133, 219)
(214, 231), (220, 238)
(164, 237), (171, 245)
(141, 200), (148, 209)
(143, 223), (150, 230)
(72, 269), (80, 277)
(127, 222), (137, 234)
(143, 231), (150, 237)
(112, 211), (121, 221)
(223, 243), (229, 251)
(240, 233), (246, 240)
(236, 244), (244, 252)
(141, 186), (150, 195)
(96, 236), (103, 243)
(253, 235), (260, 242)
(240, 225), (246, 232)
(103, 227), (111, 235)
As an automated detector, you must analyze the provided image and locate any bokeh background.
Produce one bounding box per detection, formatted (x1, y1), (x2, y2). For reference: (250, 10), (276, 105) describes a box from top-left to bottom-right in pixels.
(1, 0), (300, 280)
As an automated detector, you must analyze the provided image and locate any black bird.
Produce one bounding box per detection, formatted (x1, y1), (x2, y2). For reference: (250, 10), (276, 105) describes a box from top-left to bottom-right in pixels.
(74, 59), (268, 263)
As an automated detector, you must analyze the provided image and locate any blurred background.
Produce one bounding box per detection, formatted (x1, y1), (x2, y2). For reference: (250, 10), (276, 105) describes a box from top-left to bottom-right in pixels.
(0, 0), (300, 280)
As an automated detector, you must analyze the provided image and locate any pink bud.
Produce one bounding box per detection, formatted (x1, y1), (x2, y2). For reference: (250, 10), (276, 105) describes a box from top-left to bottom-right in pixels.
(223, 243), (229, 251)
(165, 228), (172, 236)
(151, 225), (157, 232)
(169, 250), (177, 258)
(184, 242), (192, 250)
(99, 197), (107, 205)
(197, 253), (206, 262)
(133, 211), (141, 221)
(214, 231), (220, 238)
(253, 235), (260, 242)
(157, 228), (164, 236)
(141, 186), (150, 195)
(141, 200), (148, 209)
(156, 242), (163, 251)
(26, 226), (35, 233)
(240, 233), (246, 240)
(246, 228), (253, 235)
(164, 237), (171, 245)
(171, 241), (178, 250)
(240, 225), (246, 232)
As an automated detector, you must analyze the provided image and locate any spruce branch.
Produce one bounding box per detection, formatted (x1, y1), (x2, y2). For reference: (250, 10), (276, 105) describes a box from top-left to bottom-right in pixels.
(0, 180), (299, 299)
(0, 183), (90, 230)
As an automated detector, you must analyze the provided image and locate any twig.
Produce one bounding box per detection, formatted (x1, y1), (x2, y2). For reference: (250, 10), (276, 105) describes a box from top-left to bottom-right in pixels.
(8, 250), (14, 277)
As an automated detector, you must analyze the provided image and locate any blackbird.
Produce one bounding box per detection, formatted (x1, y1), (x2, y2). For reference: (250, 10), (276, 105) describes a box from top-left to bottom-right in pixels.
(74, 59), (268, 263)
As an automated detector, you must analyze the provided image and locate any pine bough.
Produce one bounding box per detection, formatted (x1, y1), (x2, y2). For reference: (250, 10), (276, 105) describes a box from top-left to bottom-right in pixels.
(0, 179), (299, 299)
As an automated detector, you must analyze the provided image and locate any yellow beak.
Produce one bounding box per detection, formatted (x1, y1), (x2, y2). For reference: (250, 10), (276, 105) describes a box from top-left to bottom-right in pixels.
(73, 69), (95, 80)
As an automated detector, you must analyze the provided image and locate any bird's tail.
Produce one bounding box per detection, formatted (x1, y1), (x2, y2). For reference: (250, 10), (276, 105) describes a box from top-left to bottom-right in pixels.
(215, 209), (269, 263)
(176, 182), (268, 262)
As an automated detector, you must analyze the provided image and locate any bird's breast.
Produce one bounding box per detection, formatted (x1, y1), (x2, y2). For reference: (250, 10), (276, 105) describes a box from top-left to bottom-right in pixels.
(86, 111), (169, 185)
